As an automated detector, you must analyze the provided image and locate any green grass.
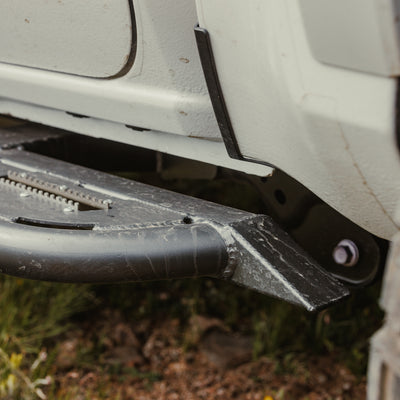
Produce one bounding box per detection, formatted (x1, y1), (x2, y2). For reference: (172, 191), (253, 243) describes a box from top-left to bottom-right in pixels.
(0, 276), (91, 399)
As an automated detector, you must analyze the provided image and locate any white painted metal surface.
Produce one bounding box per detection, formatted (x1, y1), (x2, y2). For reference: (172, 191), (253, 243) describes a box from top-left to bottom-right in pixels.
(0, 0), (399, 240)
(196, 0), (400, 239)
(299, 0), (400, 76)
(0, 0), (220, 140)
(0, 0), (133, 78)
(0, 99), (272, 178)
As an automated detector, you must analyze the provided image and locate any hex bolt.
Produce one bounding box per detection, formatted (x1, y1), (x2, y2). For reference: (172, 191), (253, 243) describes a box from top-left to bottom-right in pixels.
(332, 239), (359, 267)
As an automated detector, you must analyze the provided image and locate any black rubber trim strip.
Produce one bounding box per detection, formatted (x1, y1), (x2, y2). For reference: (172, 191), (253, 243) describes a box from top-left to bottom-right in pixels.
(194, 26), (274, 169)
(14, 217), (94, 231)
(107, 0), (137, 79)
(194, 26), (243, 160)
(396, 80), (400, 152)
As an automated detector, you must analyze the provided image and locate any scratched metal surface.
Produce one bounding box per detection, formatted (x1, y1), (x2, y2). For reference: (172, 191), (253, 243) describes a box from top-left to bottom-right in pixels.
(230, 216), (350, 311)
(0, 143), (349, 310)
(0, 125), (67, 149)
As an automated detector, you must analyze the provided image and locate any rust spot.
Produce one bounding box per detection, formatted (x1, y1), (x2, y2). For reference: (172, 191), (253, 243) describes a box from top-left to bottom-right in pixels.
(179, 58), (190, 64)
(179, 111), (188, 116)
(24, 18), (30, 23)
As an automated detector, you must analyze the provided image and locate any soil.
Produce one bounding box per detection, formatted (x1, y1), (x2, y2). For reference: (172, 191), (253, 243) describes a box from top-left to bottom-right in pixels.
(51, 309), (366, 400)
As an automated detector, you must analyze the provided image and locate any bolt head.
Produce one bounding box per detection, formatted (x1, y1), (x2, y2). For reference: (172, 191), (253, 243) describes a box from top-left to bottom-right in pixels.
(332, 239), (359, 267)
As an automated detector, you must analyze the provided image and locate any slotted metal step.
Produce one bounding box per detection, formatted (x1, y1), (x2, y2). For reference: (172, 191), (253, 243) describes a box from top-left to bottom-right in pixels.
(0, 128), (349, 311)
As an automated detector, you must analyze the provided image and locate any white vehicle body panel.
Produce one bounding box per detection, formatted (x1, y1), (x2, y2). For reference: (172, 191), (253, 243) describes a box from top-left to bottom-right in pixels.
(0, 0), (399, 239)
(0, 0), (133, 78)
(0, 98), (271, 177)
(300, 0), (400, 76)
(196, 0), (400, 239)
(0, 0), (220, 140)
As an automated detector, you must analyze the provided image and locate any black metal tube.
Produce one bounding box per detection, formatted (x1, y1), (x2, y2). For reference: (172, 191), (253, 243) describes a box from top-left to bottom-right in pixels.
(0, 221), (228, 283)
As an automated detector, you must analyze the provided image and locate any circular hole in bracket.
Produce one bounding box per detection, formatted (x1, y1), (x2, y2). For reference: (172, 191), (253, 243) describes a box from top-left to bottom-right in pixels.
(182, 216), (193, 224)
(274, 189), (286, 205)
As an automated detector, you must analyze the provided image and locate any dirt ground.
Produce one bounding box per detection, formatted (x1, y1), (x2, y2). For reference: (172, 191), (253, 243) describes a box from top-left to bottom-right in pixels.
(52, 309), (366, 400)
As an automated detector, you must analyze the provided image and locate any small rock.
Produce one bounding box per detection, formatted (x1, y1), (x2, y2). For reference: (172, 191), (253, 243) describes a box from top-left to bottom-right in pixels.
(56, 338), (79, 370)
(185, 315), (229, 346)
(103, 346), (143, 367)
(342, 381), (352, 391)
(199, 330), (253, 369)
(166, 361), (188, 375)
(111, 323), (140, 348)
